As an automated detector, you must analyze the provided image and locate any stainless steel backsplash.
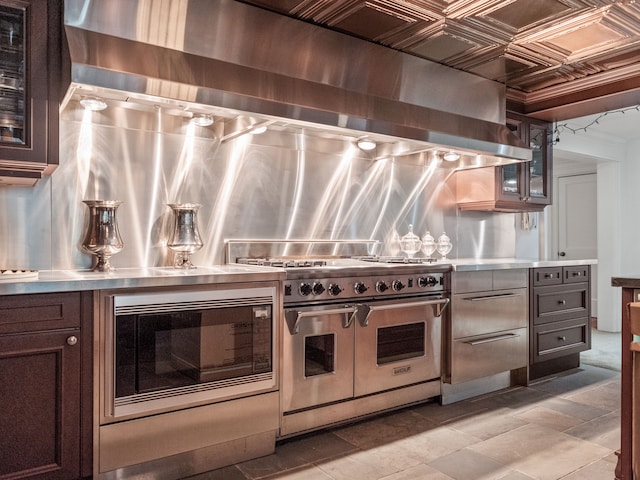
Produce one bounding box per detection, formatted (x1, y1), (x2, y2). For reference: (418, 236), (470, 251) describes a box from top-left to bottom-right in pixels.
(0, 103), (529, 270)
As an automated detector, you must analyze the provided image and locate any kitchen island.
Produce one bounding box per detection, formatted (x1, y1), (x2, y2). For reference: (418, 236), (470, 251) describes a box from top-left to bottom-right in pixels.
(610, 275), (638, 480)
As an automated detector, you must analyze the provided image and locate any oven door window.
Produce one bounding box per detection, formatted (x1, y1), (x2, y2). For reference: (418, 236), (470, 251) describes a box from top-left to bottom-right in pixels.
(115, 305), (272, 397)
(304, 333), (335, 377)
(376, 322), (425, 365)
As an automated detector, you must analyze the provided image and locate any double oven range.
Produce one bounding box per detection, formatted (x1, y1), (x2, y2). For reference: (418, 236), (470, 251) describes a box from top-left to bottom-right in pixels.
(232, 240), (450, 437)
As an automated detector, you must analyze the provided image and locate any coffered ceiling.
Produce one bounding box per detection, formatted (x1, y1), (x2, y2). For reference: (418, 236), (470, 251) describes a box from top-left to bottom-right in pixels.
(239, 0), (640, 121)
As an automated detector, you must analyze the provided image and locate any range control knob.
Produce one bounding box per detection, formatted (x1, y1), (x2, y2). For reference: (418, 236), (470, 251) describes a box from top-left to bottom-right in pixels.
(299, 282), (313, 296)
(354, 282), (368, 295)
(328, 283), (343, 296)
(376, 281), (389, 293)
(392, 280), (405, 292)
(312, 283), (325, 295)
(418, 276), (438, 288)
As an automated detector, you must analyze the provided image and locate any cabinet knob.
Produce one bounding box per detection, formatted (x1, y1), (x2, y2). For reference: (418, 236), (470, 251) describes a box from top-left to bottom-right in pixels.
(66, 335), (78, 346)
(572, 271), (581, 276)
(558, 336), (566, 341)
(559, 299), (566, 305)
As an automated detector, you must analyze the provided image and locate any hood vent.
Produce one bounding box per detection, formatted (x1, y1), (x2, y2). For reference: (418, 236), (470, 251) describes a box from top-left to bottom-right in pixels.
(62, 0), (530, 164)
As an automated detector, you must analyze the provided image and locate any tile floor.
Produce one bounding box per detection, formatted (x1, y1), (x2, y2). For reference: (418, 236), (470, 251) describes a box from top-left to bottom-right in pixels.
(187, 330), (621, 480)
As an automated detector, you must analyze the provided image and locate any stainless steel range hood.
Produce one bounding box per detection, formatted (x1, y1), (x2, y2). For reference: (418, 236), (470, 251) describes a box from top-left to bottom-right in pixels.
(62, 0), (531, 164)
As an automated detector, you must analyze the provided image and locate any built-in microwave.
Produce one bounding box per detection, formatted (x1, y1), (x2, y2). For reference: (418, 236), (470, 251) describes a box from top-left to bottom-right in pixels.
(97, 284), (277, 423)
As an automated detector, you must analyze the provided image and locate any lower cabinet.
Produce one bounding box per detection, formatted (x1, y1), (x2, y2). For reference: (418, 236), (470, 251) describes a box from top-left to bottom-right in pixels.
(0, 292), (92, 479)
(529, 265), (591, 380)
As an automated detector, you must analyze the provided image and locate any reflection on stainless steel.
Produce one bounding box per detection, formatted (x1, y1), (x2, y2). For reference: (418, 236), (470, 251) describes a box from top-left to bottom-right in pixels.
(167, 203), (203, 269)
(62, 0), (530, 162)
(81, 200), (124, 272)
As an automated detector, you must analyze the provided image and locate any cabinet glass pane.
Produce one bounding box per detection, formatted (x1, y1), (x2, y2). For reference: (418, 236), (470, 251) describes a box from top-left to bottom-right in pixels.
(502, 163), (520, 194)
(529, 125), (545, 198)
(0, 5), (26, 145)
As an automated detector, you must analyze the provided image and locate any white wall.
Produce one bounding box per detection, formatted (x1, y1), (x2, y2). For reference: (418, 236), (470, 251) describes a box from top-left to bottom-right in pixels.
(553, 128), (628, 332)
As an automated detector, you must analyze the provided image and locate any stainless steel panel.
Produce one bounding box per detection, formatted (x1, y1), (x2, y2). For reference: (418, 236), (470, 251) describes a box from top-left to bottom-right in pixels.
(493, 269), (528, 290)
(0, 99), (526, 271)
(98, 391), (278, 473)
(450, 327), (528, 384)
(452, 269), (527, 293)
(452, 288), (528, 338)
(452, 270), (494, 294)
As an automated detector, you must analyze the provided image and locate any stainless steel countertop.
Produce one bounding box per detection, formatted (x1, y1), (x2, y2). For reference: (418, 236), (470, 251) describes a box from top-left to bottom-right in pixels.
(451, 258), (597, 272)
(0, 265), (286, 295)
(0, 259), (598, 295)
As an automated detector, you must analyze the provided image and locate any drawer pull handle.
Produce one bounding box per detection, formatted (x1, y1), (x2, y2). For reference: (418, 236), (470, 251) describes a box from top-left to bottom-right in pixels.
(558, 336), (567, 341)
(559, 299), (566, 305)
(466, 333), (520, 346)
(465, 293), (522, 301)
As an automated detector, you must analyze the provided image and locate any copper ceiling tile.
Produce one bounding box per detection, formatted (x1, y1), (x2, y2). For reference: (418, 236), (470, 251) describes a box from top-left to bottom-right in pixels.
(332, 4), (410, 39)
(486, 0), (571, 30)
(469, 55), (533, 81)
(547, 22), (625, 52)
(238, 0), (303, 13)
(410, 33), (476, 61)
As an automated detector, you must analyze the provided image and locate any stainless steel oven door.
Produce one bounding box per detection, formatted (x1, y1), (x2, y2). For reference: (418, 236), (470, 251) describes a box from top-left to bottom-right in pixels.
(354, 296), (449, 397)
(282, 305), (358, 412)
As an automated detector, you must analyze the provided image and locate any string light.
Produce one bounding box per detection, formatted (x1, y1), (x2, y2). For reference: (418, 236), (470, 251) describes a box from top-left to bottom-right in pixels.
(553, 105), (640, 144)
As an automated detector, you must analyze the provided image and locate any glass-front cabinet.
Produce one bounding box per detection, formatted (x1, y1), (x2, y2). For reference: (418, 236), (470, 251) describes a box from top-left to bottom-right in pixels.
(455, 112), (552, 212)
(500, 113), (552, 208)
(0, 0), (60, 185)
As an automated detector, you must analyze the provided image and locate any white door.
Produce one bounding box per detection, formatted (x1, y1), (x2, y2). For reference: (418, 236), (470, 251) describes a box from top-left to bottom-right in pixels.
(557, 174), (597, 260)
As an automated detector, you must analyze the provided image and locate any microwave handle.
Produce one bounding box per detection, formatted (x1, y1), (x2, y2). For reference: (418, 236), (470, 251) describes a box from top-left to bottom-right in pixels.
(284, 305), (358, 334)
(359, 297), (450, 326)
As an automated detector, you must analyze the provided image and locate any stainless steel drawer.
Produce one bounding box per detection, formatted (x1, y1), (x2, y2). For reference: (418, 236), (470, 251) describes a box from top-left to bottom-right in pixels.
(452, 288), (528, 338)
(450, 327), (528, 384)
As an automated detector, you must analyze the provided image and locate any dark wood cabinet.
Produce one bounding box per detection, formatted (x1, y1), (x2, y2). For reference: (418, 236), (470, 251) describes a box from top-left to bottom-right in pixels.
(455, 113), (553, 212)
(529, 265), (591, 380)
(0, 292), (92, 479)
(0, 0), (61, 186)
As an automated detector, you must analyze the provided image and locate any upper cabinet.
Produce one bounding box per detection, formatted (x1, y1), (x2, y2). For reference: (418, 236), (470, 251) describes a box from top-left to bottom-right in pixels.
(0, 0), (60, 186)
(456, 112), (553, 212)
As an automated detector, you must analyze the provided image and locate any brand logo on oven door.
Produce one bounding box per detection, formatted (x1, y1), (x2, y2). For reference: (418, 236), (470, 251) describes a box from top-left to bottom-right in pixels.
(393, 365), (412, 375)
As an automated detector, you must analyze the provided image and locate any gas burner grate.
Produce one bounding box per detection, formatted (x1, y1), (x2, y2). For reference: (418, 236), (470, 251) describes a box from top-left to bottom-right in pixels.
(354, 256), (436, 264)
(237, 258), (328, 268)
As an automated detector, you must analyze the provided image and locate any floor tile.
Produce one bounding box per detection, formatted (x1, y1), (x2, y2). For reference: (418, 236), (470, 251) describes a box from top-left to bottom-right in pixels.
(564, 410), (621, 450)
(563, 380), (621, 411)
(427, 448), (514, 480)
(446, 407), (529, 440)
(558, 458), (617, 479)
(379, 464), (456, 479)
(513, 406), (583, 431)
(333, 409), (438, 449)
(468, 423), (612, 480)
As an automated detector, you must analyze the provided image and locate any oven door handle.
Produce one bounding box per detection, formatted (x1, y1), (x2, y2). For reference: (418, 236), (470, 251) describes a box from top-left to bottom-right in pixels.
(357, 297), (449, 327)
(284, 305), (359, 334)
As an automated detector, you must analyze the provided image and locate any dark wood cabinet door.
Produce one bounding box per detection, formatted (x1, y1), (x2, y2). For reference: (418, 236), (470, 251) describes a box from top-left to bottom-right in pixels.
(0, 0), (61, 184)
(0, 329), (81, 480)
